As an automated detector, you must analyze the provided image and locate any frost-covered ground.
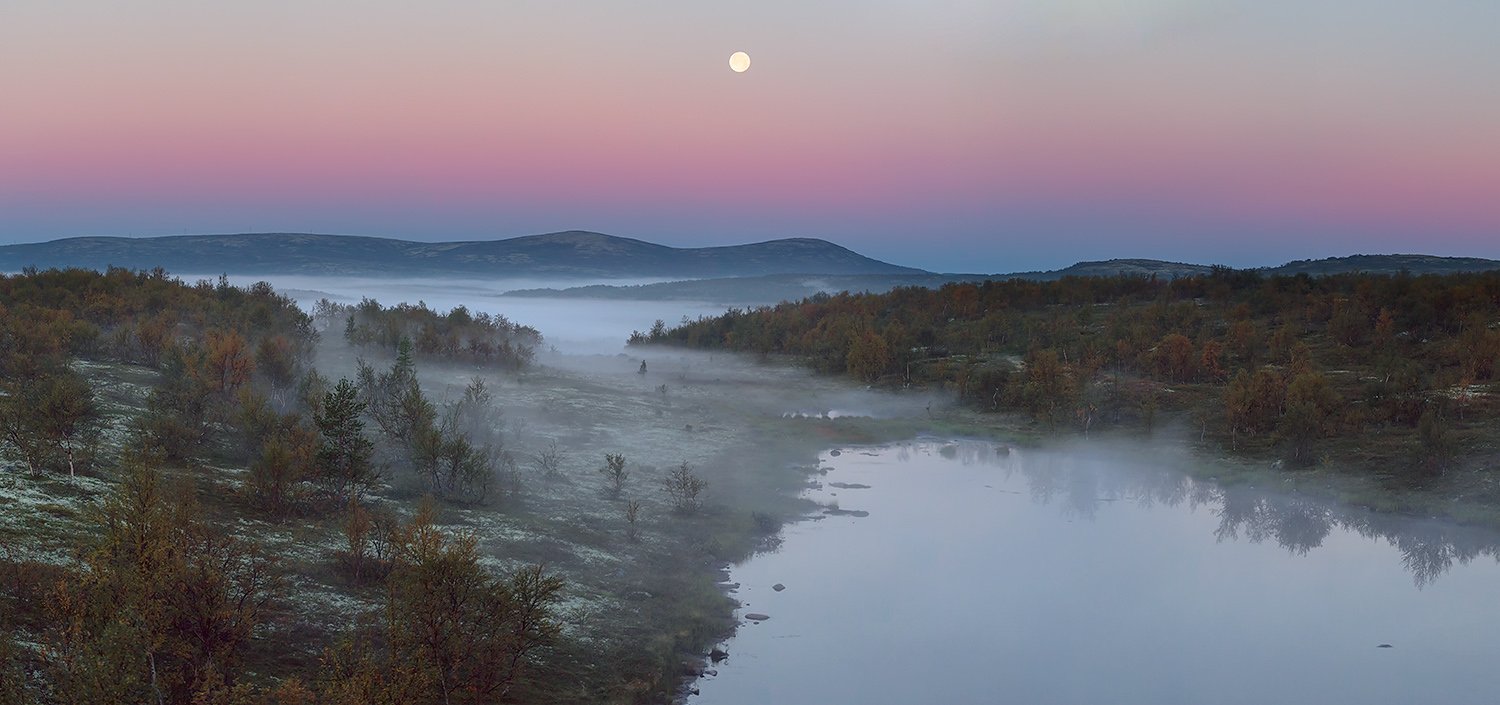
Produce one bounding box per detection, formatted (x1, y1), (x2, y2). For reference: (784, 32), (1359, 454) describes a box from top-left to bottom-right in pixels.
(5, 341), (953, 694)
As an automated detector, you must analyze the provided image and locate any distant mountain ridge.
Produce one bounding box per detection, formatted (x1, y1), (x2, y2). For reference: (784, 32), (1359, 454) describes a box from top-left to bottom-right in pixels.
(1010, 254), (1500, 280)
(0, 231), (925, 278)
(505, 254), (1500, 305)
(1267, 254), (1500, 276)
(4, 232), (1495, 298)
(1005, 258), (1213, 281)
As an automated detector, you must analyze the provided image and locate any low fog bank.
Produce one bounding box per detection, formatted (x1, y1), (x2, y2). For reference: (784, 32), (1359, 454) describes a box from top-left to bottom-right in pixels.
(188, 272), (951, 425)
(695, 438), (1500, 705)
(542, 346), (949, 422)
(190, 272), (680, 297)
(291, 315), (958, 662)
(261, 269), (1500, 594)
(304, 323), (954, 543)
(187, 273), (733, 355)
(903, 435), (1500, 588)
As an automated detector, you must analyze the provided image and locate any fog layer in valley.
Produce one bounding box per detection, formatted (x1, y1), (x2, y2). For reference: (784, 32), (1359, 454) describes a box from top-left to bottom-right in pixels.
(224, 277), (950, 685)
(115, 271), (1500, 704)
(694, 440), (1500, 705)
(193, 273), (734, 355)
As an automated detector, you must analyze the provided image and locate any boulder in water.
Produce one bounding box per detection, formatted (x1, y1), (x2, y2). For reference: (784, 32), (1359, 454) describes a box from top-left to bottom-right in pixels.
(744, 612), (770, 622)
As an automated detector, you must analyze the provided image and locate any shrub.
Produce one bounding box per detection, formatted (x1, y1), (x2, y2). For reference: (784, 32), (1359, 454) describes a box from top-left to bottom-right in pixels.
(663, 462), (707, 515)
(600, 453), (628, 497)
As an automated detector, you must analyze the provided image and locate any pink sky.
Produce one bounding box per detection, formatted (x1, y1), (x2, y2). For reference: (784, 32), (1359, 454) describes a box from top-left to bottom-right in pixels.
(1, 0), (1496, 272)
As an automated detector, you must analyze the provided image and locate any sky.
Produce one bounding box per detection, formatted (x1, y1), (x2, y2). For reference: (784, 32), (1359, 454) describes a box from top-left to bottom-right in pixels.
(1, 0), (1497, 273)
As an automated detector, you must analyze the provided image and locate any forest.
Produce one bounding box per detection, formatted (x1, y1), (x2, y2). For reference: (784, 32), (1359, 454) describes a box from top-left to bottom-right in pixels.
(0, 268), (700, 704)
(633, 269), (1500, 487)
(323, 297), (542, 371)
(10, 264), (1500, 703)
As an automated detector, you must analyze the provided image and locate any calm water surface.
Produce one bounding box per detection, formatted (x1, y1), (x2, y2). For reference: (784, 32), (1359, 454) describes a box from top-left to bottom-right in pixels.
(692, 440), (1500, 705)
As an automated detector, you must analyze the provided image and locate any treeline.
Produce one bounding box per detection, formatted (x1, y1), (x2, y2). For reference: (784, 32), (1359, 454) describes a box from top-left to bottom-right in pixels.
(1, 268), (314, 371)
(1, 269), (563, 703)
(352, 341), (513, 504)
(634, 269), (1500, 477)
(319, 298), (541, 370)
(1, 268), (317, 476)
(0, 269), (521, 504)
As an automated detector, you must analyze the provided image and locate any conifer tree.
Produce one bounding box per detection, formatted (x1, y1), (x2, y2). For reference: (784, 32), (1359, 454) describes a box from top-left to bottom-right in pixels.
(316, 379), (377, 502)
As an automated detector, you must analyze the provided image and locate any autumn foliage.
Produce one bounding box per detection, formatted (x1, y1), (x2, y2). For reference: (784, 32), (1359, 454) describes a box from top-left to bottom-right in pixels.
(637, 269), (1500, 472)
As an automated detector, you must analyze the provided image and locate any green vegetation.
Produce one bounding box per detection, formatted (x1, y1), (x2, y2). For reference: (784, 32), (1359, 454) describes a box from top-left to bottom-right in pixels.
(0, 267), (848, 704)
(314, 378), (378, 503)
(318, 499), (565, 705)
(23, 264), (1495, 703)
(635, 269), (1500, 488)
(354, 348), (509, 504)
(328, 297), (541, 370)
(43, 455), (278, 704)
(0, 365), (102, 477)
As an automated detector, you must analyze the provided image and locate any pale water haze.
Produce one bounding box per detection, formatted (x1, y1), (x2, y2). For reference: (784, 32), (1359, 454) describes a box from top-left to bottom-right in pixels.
(197, 274), (732, 355)
(154, 271), (1500, 705)
(693, 440), (1500, 705)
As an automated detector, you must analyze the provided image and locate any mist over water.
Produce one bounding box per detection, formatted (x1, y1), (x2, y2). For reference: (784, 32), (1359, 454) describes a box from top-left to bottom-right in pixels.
(166, 272), (1500, 704)
(195, 273), (732, 355)
(692, 440), (1500, 705)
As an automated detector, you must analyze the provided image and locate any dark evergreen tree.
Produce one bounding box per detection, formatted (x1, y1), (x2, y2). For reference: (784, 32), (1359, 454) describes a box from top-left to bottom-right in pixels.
(316, 379), (377, 502)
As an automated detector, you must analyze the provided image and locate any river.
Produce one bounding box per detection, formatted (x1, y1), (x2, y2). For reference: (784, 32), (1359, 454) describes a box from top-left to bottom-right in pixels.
(691, 439), (1500, 705)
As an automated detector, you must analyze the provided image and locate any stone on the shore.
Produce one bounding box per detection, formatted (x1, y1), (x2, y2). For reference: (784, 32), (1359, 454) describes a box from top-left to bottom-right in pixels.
(824, 507), (870, 518)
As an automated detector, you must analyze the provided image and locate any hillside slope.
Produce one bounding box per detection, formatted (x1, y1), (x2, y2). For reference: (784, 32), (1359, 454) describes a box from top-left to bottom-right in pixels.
(0, 231), (927, 278)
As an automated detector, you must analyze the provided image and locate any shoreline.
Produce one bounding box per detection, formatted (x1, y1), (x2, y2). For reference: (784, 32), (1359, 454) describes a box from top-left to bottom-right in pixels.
(9, 350), (1499, 703)
(670, 407), (1500, 702)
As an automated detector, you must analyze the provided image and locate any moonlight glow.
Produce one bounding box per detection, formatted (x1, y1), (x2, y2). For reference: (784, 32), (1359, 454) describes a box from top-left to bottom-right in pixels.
(729, 51), (751, 73)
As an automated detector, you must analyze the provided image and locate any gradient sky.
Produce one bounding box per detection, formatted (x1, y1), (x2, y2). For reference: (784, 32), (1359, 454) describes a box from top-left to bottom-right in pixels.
(2, 0), (1497, 273)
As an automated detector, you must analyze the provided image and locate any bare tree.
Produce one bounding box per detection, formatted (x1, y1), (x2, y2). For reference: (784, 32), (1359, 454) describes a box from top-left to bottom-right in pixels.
(624, 500), (642, 541)
(531, 439), (565, 479)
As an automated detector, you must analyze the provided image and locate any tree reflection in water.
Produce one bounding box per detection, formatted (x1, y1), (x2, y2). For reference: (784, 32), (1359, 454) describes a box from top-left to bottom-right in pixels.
(915, 438), (1500, 588)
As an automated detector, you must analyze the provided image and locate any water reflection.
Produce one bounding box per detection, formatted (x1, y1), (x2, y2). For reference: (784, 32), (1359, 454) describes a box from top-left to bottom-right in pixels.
(895, 438), (1500, 587)
(696, 437), (1500, 705)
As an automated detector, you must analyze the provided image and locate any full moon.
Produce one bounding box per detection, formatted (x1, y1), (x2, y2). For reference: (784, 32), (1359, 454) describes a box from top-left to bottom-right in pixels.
(729, 51), (751, 73)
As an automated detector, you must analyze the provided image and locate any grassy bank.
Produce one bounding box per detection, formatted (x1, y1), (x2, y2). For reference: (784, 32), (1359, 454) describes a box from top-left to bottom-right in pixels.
(2, 346), (942, 703)
(8, 339), (1500, 703)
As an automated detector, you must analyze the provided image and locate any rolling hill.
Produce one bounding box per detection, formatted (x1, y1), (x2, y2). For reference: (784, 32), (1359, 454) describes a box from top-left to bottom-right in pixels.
(504, 254), (1500, 305)
(0, 231), (926, 278)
